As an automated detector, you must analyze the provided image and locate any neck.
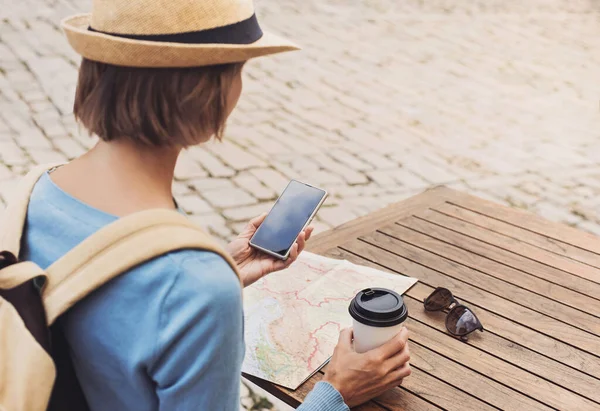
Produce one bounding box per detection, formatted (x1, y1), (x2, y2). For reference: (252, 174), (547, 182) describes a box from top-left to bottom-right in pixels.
(86, 139), (180, 193)
(52, 139), (182, 216)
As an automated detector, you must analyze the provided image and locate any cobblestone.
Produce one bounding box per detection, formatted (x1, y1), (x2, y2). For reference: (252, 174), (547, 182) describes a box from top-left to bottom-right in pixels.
(1, 2), (599, 410)
(0, 0), (598, 248)
(188, 214), (232, 243)
(366, 170), (398, 187)
(247, 168), (289, 193)
(52, 137), (83, 160)
(187, 146), (235, 178)
(313, 153), (370, 185)
(177, 195), (214, 215)
(318, 206), (361, 228)
(233, 173), (277, 201)
(222, 203), (272, 222)
(0, 163), (12, 181)
(27, 148), (65, 165)
(201, 187), (258, 209)
(205, 140), (266, 171)
(172, 181), (193, 197)
(174, 151), (209, 180)
(189, 177), (236, 192)
(0, 141), (28, 166)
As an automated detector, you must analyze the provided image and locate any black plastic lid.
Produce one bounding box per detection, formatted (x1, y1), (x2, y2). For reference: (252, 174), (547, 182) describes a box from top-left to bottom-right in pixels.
(349, 288), (408, 327)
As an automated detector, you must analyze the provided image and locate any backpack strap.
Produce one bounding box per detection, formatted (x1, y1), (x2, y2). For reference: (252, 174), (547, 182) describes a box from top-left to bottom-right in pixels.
(42, 209), (240, 325)
(0, 262), (46, 290)
(0, 164), (238, 325)
(0, 163), (61, 257)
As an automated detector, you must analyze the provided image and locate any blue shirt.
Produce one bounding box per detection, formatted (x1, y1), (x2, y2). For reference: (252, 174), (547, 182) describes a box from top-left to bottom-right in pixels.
(21, 172), (348, 411)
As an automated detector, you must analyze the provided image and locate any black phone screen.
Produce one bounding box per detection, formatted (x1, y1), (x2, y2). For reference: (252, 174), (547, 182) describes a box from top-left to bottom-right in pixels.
(251, 181), (326, 256)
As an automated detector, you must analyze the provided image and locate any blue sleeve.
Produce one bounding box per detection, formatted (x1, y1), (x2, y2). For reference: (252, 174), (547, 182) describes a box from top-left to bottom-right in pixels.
(149, 252), (244, 411)
(297, 382), (349, 411)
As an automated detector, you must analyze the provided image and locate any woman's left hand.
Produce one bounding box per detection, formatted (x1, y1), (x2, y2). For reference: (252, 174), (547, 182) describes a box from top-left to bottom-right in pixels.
(226, 213), (314, 287)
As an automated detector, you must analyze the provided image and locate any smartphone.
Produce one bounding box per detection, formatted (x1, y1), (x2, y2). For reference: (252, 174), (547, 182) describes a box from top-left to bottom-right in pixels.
(249, 180), (328, 260)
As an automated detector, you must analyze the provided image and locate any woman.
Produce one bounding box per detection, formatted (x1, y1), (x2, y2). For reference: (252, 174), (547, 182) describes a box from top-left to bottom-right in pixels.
(21, 0), (411, 409)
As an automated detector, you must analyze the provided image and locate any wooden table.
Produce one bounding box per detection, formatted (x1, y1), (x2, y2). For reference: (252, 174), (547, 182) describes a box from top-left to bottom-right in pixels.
(245, 187), (600, 410)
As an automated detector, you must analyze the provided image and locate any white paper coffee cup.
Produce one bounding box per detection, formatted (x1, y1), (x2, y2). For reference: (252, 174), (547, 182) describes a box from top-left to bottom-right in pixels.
(349, 288), (408, 353)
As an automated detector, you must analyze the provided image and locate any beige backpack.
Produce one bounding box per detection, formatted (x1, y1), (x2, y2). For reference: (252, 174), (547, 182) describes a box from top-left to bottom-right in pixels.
(0, 165), (240, 411)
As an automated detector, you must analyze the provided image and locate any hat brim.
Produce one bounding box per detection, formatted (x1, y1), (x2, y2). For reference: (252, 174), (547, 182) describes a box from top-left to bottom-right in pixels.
(62, 14), (300, 68)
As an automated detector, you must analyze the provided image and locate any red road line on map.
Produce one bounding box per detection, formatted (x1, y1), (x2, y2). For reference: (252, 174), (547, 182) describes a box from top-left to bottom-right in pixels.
(307, 321), (341, 369)
(257, 284), (352, 307)
(301, 262), (332, 274)
(297, 295), (352, 307)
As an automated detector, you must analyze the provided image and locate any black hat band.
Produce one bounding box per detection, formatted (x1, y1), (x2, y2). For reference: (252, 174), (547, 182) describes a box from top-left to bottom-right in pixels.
(88, 13), (263, 45)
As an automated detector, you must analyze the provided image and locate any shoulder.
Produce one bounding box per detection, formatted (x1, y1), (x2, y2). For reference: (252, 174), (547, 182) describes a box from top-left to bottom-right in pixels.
(160, 249), (242, 316)
(61, 248), (242, 365)
(167, 249), (239, 287)
(151, 250), (244, 378)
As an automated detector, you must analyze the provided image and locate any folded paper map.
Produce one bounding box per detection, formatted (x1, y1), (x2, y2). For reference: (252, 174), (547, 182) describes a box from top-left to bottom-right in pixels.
(242, 252), (418, 389)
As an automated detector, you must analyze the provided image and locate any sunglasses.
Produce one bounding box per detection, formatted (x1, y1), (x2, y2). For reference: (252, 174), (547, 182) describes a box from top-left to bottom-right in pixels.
(423, 287), (484, 341)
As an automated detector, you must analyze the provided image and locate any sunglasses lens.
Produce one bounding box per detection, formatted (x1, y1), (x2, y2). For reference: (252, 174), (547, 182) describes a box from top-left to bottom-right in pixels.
(447, 306), (480, 335)
(424, 288), (453, 311)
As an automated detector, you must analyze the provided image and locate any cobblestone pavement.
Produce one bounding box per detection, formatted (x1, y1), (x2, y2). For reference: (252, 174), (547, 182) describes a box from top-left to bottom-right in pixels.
(1, 0), (599, 409)
(1, 0), (600, 242)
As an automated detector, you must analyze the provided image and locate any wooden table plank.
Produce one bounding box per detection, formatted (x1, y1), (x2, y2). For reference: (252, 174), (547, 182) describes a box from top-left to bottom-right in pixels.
(258, 188), (600, 410)
(408, 341), (552, 411)
(246, 366), (440, 410)
(404, 298), (599, 411)
(422, 205), (600, 284)
(403, 288), (600, 405)
(397, 215), (600, 310)
(308, 188), (452, 254)
(316, 364), (472, 411)
(362, 227), (600, 337)
(364, 221), (600, 326)
(357, 228), (600, 358)
(244, 372), (388, 411)
(269, 365), (473, 411)
(336, 239), (600, 380)
(368, 386), (442, 411)
(322, 364), (444, 411)
(431, 201), (600, 270)
(404, 295), (600, 406)
(400, 367), (498, 411)
(331, 245), (600, 410)
(436, 187), (600, 256)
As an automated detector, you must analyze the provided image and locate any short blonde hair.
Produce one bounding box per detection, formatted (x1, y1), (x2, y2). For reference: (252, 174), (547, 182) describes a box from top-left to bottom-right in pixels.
(74, 58), (243, 147)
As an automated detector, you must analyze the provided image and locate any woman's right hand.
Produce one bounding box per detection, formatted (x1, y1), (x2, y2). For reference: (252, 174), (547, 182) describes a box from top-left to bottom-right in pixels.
(323, 327), (411, 408)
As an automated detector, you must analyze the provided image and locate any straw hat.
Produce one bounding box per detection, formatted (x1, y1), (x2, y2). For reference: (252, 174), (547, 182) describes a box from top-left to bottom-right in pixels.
(62, 0), (300, 68)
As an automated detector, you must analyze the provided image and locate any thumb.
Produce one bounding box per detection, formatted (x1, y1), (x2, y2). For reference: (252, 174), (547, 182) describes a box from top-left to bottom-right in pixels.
(249, 213), (268, 229)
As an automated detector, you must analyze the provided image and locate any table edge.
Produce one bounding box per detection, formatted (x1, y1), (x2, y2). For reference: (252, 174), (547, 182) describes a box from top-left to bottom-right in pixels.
(308, 186), (454, 254)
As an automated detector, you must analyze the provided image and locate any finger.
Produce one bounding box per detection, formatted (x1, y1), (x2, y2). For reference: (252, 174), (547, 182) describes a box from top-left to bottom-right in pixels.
(277, 247), (298, 271)
(271, 259), (288, 272)
(296, 231), (307, 254)
(282, 257), (294, 269)
(337, 328), (354, 348)
(288, 242), (299, 262)
(391, 362), (411, 382)
(375, 327), (409, 359)
(248, 213), (268, 229)
(386, 343), (410, 372)
(304, 226), (314, 241)
(381, 362), (411, 390)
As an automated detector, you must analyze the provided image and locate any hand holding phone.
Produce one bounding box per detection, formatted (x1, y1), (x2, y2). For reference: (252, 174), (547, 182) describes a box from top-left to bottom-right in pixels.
(228, 212), (314, 287)
(249, 180), (327, 260)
